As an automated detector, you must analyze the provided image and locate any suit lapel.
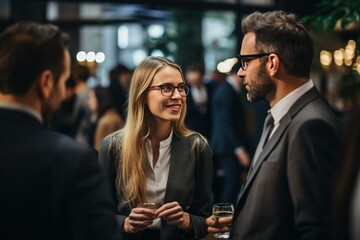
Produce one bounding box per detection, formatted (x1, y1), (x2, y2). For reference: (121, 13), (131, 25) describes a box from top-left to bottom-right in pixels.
(235, 87), (320, 213)
(163, 135), (189, 202)
(238, 114), (291, 201)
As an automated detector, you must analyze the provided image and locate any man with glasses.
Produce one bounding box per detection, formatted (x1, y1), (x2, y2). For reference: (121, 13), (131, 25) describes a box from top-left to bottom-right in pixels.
(206, 10), (340, 240)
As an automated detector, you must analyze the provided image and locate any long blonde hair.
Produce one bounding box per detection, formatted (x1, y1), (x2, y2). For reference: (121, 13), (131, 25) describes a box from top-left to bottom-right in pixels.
(110, 56), (197, 207)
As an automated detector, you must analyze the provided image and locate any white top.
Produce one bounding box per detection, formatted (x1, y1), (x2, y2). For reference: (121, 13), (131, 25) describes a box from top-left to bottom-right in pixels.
(0, 101), (42, 123)
(145, 130), (173, 229)
(268, 80), (314, 139)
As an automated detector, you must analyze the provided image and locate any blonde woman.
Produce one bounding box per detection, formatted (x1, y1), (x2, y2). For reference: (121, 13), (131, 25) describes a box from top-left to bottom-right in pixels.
(99, 56), (213, 240)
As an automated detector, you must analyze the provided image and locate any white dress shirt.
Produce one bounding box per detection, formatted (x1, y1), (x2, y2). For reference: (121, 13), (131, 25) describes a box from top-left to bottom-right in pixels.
(145, 130), (172, 229)
(268, 80), (314, 139)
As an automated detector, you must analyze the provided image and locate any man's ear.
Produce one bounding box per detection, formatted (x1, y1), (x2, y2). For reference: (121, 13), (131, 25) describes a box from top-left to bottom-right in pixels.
(37, 70), (54, 100)
(267, 53), (280, 77)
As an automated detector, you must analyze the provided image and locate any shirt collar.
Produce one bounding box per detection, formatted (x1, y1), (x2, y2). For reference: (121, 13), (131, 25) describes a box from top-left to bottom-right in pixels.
(270, 80), (314, 125)
(159, 130), (173, 149)
(0, 101), (43, 123)
(146, 129), (173, 149)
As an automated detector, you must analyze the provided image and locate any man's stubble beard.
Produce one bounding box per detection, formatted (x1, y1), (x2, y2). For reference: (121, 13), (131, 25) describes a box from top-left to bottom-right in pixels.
(246, 65), (275, 103)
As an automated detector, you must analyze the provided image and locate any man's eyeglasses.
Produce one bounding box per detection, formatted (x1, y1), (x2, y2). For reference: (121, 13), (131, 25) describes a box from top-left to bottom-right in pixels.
(148, 83), (189, 97)
(237, 53), (271, 70)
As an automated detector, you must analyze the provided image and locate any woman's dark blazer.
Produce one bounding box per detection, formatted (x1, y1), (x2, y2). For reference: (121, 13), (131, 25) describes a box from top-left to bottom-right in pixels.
(99, 131), (213, 240)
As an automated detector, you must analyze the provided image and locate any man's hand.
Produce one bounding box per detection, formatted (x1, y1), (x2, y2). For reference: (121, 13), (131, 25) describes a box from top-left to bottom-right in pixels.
(235, 147), (251, 167)
(206, 215), (233, 234)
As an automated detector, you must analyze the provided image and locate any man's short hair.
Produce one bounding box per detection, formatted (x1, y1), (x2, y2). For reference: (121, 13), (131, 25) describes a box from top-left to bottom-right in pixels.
(0, 21), (69, 95)
(242, 11), (313, 78)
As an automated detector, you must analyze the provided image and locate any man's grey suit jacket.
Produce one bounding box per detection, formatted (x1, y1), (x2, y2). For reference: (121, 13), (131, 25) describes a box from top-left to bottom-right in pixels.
(230, 87), (340, 240)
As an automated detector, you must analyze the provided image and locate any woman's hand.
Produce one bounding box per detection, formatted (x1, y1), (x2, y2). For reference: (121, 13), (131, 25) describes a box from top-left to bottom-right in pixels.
(155, 201), (191, 231)
(123, 207), (156, 233)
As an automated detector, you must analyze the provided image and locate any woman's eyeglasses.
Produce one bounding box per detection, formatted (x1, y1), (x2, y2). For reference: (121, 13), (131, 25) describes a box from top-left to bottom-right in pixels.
(148, 83), (189, 97)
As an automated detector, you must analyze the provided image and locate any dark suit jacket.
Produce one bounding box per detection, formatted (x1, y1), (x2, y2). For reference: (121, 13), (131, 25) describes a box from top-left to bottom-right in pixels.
(210, 81), (249, 155)
(0, 109), (121, 240)
(185, 84), (213, 139)
(99, 132), (213, 240)
(230, 87), (340, 240)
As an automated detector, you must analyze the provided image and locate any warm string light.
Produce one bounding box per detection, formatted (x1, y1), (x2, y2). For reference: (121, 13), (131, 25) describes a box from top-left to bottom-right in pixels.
(320, 39), (358, 73)
(353, 56), (360, 74)
(320, 50), (332, 66)
(76, 51), (106, 63)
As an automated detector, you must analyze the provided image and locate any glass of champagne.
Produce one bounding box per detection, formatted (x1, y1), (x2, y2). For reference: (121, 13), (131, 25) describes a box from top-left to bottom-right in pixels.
(137, 202), (157, 210)
(137, 200), (163, 210)
(212, 203), (234, 239)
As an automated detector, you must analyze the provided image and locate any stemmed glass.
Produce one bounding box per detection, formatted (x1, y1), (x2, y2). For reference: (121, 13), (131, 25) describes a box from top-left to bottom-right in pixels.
(212, 203), (234, 239)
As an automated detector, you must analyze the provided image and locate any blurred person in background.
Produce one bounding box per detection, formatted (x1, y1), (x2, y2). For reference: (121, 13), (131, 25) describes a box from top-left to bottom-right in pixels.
(108, 63), (132, 120)
(71, 62), (92, 145)
(203, 69), (227, 204)
(87, 86), (123, 151)
(51, 75), (78, 136)
(0, 21), (121, 240)
(99, 56), (213, 240)
(210, 67), (251, 205)
(205, 69), (227, 91)
(185, 62), (213, 139)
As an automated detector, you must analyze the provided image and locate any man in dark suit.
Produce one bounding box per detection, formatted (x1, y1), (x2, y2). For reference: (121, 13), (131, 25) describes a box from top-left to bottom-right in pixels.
(206, 11), (340, 240)
(0, 22), (121, 240)
(185, 62), (213, 139)
(210, 71), (251, 204)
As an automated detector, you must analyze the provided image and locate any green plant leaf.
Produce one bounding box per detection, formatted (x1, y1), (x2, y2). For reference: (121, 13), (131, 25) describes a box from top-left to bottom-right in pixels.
(341, 15), (354, 29)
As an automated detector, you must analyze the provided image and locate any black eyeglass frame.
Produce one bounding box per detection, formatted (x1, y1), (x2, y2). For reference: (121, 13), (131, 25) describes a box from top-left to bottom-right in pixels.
(148, 83), (190, 97)
(237, 53), (271, 70)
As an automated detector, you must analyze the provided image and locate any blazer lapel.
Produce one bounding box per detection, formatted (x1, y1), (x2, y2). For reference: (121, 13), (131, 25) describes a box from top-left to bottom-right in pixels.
(235, 87), (320, 210)
(163, 135), (189, 202)
(238, 114), (291, 200)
